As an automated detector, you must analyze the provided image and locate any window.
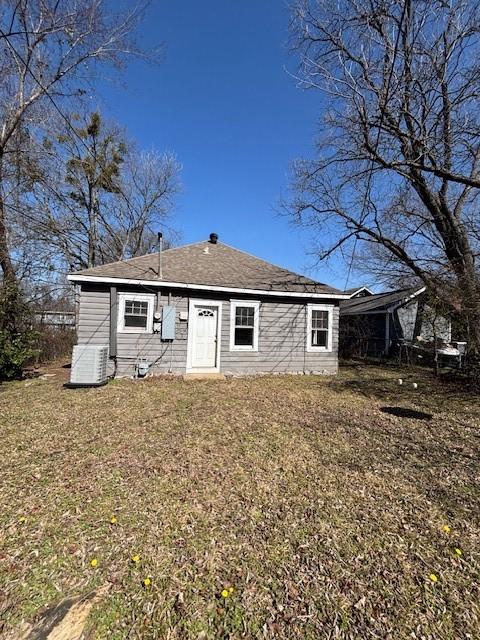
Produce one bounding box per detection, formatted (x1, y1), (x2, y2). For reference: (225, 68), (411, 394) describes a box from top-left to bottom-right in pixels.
(118, 293), (155, 333)
(230, 300), (260, 351)
(307, 304), (333, 352)
(125, 300), (149, 328)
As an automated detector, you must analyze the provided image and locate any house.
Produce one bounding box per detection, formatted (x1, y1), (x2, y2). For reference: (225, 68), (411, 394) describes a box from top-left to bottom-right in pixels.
(34, 310), (76, 328)
(343, 286), (373, 299)
(339, 286), (452, 358)
(67, 234), (348, 378)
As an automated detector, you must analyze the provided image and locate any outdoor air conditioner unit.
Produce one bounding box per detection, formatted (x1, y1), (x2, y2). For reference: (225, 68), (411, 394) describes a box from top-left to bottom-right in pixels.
(69, 345), (109, 386)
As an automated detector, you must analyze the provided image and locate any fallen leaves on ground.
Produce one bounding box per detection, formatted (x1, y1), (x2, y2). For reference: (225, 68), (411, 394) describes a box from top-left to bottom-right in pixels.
(0, 363), (479, 639)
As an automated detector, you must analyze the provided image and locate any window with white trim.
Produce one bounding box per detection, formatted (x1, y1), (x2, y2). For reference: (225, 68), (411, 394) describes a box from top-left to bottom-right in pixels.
(307, 304), (333, 352)
(230, 300), (260, 351)
(117, 293), (155, 333)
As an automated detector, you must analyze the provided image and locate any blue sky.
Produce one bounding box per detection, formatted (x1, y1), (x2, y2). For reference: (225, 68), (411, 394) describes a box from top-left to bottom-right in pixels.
(98, 1), (361, 290)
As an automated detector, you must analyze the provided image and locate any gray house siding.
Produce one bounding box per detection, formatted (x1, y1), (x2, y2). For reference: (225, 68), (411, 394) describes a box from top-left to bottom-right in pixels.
(396, 301), (418, 342)
(77, 285), (115, 376)
(77, 284), (339, 377)
(77, 285), (189, 377)
(221, 300), (338, 374)
(393, 300), (451, 345)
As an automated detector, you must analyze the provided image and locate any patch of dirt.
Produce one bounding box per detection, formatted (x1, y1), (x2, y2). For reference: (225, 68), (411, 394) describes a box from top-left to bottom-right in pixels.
(22, 359), (71, 383)
(7, 586), (108, 640)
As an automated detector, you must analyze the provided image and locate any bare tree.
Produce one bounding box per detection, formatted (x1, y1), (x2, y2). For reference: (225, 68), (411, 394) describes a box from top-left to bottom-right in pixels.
(0, 0), (151, 286)
(34, 112), (180, 271)
(289, 0), (480, 355)
(40, 111), (127, 270)
(107, 148), (181, 263)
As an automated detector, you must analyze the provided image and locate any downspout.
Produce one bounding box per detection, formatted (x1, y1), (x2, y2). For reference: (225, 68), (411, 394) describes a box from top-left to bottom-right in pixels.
(109, 286), (118, 377)
(74, 284), (81, 332)
(168, 291), (173, 373)
(303, 304), (307, 374)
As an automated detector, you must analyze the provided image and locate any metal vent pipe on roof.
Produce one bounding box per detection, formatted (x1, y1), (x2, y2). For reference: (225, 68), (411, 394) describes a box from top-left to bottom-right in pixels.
(209, 233), (218, 244)
(157, 231), (163, 279)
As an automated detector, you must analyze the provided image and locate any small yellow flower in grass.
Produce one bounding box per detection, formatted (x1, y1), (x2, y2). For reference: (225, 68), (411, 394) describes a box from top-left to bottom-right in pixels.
(228, 587), (234, 594)
(131, 554), (141, 564)
(18, 516), (27, 524)
(454, 547), (462, 556)
(110, 515), (117, 525)
(429, 573), (438, 583)
(90, 558), (99, 568)
(143, 577), (151, 588)
(442, 524), (451, 534)
(221, 589), (230, 598)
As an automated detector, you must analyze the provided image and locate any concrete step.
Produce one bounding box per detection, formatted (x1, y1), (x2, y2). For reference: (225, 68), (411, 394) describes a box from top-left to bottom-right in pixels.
(183, 373), (226, 381)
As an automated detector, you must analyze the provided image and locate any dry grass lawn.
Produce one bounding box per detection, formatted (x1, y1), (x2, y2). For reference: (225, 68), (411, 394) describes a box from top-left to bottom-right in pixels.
(0, 364), (479, 639)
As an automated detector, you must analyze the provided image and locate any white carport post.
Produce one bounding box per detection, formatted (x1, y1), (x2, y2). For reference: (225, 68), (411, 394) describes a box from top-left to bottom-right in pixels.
(384, 311), (390, 356)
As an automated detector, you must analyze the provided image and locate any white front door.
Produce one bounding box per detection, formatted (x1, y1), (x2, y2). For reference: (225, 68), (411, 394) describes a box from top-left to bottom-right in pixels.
(191, 305), (218, 369)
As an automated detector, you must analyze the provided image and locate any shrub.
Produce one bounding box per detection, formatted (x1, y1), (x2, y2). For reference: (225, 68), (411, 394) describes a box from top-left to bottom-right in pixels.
(33, 325), (76, 364)
(0, 284), (39, 380)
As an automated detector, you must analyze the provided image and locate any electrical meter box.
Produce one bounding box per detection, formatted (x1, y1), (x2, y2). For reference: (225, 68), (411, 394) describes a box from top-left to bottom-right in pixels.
(161, 306), (176, 340)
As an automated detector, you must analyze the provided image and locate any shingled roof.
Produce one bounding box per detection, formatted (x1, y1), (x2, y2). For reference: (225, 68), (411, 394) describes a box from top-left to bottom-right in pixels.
(68, 239), (345, 297)
(340, 286), (425, 315)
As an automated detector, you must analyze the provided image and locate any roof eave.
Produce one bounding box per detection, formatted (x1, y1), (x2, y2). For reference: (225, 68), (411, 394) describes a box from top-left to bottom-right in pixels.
(340, 286), (427, 314)
(340, 307), (388, 315)
(67, 274), (349, 300)
(385, 286), (426, 312)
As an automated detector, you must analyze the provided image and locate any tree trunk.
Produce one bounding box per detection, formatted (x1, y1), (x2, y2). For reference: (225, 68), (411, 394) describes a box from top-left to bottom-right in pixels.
(0, 157), (16, 286)
(465, 305), (480, 360)
(0, 204), (15, 284)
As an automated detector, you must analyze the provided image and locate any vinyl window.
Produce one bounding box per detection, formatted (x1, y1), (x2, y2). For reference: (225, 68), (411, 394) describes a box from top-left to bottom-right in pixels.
(307, 304), (333, 352)
(118, 293), (155, 333)
(230, 300), (260, 351)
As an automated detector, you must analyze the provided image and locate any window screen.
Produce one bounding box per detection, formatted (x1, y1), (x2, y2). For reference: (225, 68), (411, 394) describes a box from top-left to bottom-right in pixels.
(124, 300), (149, 328)
(311, 309), (329, 347)
(234, 306), (255, 346)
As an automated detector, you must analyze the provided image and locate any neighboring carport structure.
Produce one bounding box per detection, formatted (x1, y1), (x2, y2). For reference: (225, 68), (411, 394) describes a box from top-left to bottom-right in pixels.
(339, 286), (451, 358)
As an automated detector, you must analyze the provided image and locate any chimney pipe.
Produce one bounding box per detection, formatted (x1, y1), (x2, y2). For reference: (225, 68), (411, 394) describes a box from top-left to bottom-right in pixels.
(157, 231), (163, 279)
(209, 232), (218, 244)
